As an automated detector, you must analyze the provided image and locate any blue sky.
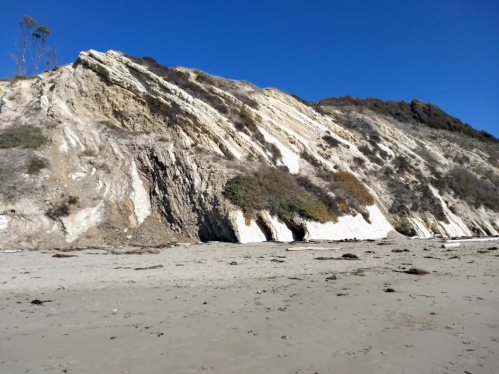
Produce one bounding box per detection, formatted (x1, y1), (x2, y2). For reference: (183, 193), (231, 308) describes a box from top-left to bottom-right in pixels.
(1, 0), (498, 137)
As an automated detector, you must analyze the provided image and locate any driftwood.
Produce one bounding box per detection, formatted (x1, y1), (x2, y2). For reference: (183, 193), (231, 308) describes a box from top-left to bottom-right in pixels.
(53, 253), (77, 258)
(446, 237), (499, 243)
(133, 264), (163, 270)
(287, 247), (341, 251)
(105, 247), (161, 255)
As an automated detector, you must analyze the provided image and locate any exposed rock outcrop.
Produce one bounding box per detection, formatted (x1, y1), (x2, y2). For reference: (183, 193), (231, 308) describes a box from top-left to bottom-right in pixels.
(0, 50), (497, 249)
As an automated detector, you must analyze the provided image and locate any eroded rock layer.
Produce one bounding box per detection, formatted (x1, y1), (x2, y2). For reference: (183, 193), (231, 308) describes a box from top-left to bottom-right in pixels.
(0, 50), (497, 248)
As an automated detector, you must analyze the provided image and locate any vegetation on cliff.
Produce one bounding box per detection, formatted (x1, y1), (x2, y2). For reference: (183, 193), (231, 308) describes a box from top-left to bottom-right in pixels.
(225, 167), (338, 225)
(0, 125), (48, 149)
(225, 166), (377, 225)
(319, 96), (497, 143)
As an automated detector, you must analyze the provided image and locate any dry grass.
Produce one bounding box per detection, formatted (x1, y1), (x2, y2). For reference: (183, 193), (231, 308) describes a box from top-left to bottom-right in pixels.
(0, 125), (48, 149)
(334, 171), (375, 206)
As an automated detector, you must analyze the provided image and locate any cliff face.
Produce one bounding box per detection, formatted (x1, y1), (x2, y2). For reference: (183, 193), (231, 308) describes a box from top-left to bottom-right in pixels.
(0, 50), (497, 249)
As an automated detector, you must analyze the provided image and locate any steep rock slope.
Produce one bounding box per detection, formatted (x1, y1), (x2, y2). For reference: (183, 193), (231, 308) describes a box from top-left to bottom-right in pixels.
(0, 50), (497, 248)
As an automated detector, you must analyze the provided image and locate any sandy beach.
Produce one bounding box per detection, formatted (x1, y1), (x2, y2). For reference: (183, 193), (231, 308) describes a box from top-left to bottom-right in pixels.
(1, 238), (499, 374)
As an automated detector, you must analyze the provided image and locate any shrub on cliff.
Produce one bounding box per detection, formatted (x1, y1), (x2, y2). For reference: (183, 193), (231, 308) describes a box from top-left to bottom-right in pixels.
(319, 96), (498, 144)
(443, 168), (499, 212)
(26, 157), (49, 174)
(0, 125), (48, 149)
(225, 166), (337, 225)
(334, 171), (375, 206)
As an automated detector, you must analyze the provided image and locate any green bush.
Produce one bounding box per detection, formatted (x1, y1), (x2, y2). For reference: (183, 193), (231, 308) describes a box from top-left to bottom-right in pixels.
(0, 125), (48, 149)
(225, 166), (337, 225)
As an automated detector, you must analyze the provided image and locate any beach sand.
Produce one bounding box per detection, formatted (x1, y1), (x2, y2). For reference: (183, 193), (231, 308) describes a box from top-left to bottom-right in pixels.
(1, 238), (498, 373)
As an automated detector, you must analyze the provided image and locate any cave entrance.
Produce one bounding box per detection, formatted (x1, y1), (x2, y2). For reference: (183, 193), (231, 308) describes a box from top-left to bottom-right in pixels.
(289, 225), (306, 241)
(255, 218), (273, 241)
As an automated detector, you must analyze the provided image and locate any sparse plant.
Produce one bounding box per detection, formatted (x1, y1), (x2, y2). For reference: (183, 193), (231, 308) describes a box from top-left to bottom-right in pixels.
(0, 125), (48, 149)
(67, 195), (79, 205)
(81, 149), (96, 157)
(46, 195), (78, 219)
(358, 144), (383, 165)
(47, 202), (70, 218)
(26, 157), (49, 174)
(353, 157), (365, 167)
(442, 168), (499, 212)
(392, 155), (411, 174)
(322, 135), (340, 147)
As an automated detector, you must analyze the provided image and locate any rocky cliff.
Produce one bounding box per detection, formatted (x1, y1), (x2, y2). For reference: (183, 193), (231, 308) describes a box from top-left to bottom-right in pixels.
(0, 50), (498, 249)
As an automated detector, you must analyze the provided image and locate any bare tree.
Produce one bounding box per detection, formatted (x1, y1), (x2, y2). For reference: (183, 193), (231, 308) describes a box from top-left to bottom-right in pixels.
(12, 15), (36, 76)
(44, 45), (59, 72)
(11, 15), (58, 77)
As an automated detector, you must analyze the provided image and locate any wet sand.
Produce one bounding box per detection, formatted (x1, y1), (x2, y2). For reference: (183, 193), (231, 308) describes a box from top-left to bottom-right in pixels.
(1, 238), (499, 373)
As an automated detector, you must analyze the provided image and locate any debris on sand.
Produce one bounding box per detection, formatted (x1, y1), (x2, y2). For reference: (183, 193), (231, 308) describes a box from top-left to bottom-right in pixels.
(133, 265), (163, 271)
(391, 249), (403, 253)
(377, 242), (394, 246)
(270, 259), (285, 263)
(287, 247), (341, 251)
(315, 253), (359, 260)
(405, 268), (429, 275)
(229, 261), (238, 265)
(52, 254), (78, 258)
(31, 299), (52, 305)
(384, 288), (396, 293)
(489, 247), (498, 251)
(337, 293), (349, 296)
(352, 269), (365, 276)
(325, 275), (337, 281)
(442, 243), (461, 249)
(106, 247), (161, 255)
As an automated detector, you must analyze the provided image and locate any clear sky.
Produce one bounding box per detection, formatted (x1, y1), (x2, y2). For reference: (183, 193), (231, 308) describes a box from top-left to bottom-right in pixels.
(1, 0), (497, 137)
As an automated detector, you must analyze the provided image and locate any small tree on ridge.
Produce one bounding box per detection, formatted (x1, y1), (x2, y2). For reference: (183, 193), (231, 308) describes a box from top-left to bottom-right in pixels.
(11, 15), (58, 76)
